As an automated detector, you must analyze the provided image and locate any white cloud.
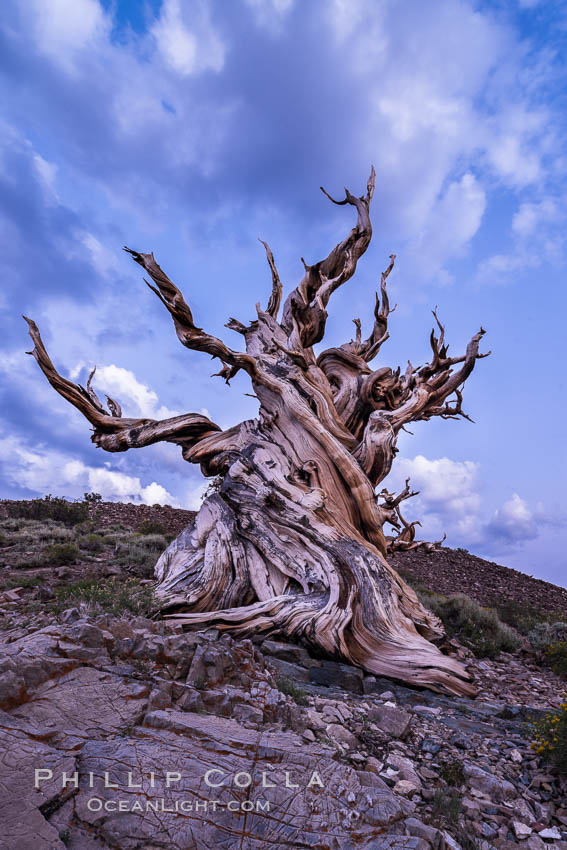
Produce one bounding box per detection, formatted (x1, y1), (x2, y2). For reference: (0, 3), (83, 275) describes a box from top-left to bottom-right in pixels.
(477, 194), (564, 283)
(391, 455), (480, 511)
(246, 0), (294, 12)
(321, 0), (559, 282)
(512, 198), (558, 236)
(483, 492), (538, 543)
(28, 0), (108, 72)
(184, 480), (209, 510)
(68, 363), (180, 420)
(380, 454), (561, 553)
(245, 0), (295, 31)
(410, 173), (486, 279)
(486, 129), (542, 187)
(381, 454), (483, 543)
(152, 0), (225, 76)
(32, 154), (58, 201)
(79, 233), (119, 276)
(8, 0), (560, 284)
(0, 430), (177, 506)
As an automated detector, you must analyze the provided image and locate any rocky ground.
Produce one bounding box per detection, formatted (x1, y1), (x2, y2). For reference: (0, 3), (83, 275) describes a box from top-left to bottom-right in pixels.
(0, 499), (566, 850)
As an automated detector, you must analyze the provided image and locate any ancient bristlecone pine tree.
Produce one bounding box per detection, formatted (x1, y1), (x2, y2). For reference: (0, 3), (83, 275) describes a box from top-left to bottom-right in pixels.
(25, 170), (490, 696)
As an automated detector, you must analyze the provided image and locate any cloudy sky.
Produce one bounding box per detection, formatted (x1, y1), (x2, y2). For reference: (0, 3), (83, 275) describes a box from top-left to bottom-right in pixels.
(0, 0), (566, 586)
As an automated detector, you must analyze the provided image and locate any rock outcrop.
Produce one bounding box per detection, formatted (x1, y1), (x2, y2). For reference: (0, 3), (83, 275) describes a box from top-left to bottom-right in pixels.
(1, 613), (566, 850)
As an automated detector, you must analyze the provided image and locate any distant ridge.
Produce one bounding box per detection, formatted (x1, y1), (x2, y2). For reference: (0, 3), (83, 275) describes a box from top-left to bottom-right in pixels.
(1, 498), (566, 616)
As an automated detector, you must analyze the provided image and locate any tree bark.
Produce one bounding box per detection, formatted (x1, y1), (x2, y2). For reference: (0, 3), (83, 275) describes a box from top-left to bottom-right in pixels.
(25, 169), (490, 696)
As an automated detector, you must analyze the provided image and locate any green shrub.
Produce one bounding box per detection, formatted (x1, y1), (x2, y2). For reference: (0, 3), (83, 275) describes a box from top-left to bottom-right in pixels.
(52, 577), (155, 617)
(531, 700), (567, 774)
(78, 533), (104, 553)
(419, 591), (520, 658)
(135, 534), (168, 551)
(101, 531), (129, 546)
(528, 621), (567, 652)
(495, 600), (553, 635)
(0, 519), (22, 532)
(4, 575), (43, 589)
(137, 519), (167, 536)
(74, 519), (98, 535)
(44, 542), (80, 565)
(438, 758), (465, 787)
(83, 491), (102, 503)
(36, 523), (75, 543)
(104, 523), (129, 533)
(545, 642), (567, 678)
(276, 676), (309, 706)
(5, 496), (88, 525)
(114, 541), (155, 564)
(394, 567), (432, 596)
(430, 788), (462, 824)
(113, 540), (159, 578)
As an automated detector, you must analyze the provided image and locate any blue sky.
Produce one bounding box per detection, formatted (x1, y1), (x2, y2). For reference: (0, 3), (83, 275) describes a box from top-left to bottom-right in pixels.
(0, 0), (566, 587)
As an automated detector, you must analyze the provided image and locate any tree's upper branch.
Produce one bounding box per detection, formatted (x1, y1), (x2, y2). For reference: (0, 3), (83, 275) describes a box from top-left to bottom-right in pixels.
(378, 477), (420, 509)
(23, 317), (221, 453)
(389, 323), (490, 430)
(259, 239), (283, 320)
(335, 254), (397, 363)
(124, 248), (257, 384)
(281, 167), (376, 350)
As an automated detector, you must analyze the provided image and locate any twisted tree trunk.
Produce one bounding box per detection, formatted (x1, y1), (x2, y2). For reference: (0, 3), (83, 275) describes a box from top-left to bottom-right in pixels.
(25, 169), (489, 696)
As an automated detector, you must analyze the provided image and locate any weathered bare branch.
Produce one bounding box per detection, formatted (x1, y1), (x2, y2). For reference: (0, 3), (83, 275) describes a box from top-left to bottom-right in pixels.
(259, 239), (283, 319)
(124, 248), (257, 384)
(281, 167), (376, 349)
(23, 317), (220, 452)
(378, 477), (420, 509)
(359, 254), (397, 361)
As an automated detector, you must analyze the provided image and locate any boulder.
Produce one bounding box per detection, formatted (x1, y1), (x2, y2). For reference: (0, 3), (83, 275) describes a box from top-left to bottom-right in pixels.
(267, 656), (310, 683)
(261, 639), (314, 668)
(463, 762), (517, 801)
(367, 703), (412, 739)
(326, 722), (358, 749)
(309, 660), (363, 693)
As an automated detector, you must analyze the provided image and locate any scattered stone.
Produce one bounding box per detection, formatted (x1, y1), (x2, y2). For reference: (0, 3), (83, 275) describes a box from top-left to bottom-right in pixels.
(394, 779), (420, 797)
(526, 836), (547, 850)
(421, 737), (441, 754)
(538, 827), (562, 840)
(513, 798), (536, 825)
(405, 817), (445, 849)
(326, 723), (358, 749)
(232, 702), (263, 725)
(365, 756), (384, 774)
(464, 762), (517, 801)
(59, 607), (80, 624)
(367, 703), (412, 739)
(412, 705), (442, 716)
(513, 821), (533, 839)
